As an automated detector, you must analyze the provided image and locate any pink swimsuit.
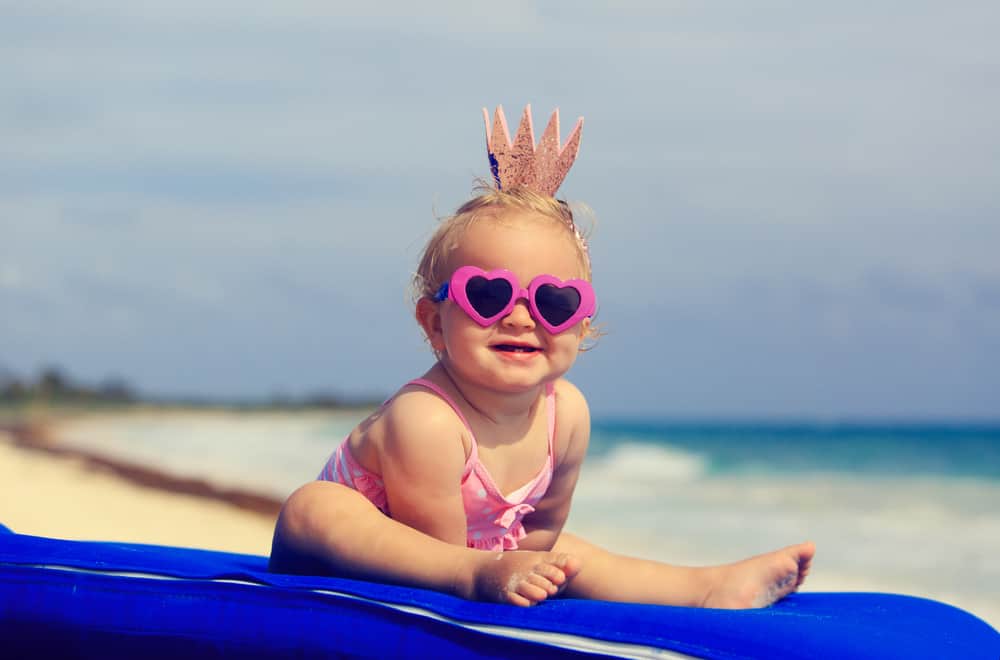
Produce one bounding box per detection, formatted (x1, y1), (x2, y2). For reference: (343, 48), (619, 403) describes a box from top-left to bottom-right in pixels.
(318, 378), (556, 551)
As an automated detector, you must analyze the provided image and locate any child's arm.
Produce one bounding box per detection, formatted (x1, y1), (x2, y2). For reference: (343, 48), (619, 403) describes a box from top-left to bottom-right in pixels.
(377, 390), (471, 546)
(517, 380), (591, 552)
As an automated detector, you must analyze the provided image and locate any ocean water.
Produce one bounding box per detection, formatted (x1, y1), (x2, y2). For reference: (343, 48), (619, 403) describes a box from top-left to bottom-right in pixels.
(574, 421), (1000, 629)
(46, 411), (1000, 629)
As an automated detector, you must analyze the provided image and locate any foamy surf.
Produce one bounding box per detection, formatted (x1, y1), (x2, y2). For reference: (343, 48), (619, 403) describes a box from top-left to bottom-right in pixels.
(585, 442), (708, 483)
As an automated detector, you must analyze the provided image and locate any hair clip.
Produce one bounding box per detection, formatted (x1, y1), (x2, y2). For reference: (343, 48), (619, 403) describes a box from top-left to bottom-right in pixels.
(483, 104), (583, 197)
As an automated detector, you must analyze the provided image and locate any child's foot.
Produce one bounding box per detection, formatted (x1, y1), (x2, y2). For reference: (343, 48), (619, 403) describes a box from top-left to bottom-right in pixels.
(470, 550), (583, 607)
(702, 541), (815, 609)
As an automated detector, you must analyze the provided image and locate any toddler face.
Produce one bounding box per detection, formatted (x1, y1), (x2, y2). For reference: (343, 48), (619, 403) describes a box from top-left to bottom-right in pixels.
(430, 211), (591, 393)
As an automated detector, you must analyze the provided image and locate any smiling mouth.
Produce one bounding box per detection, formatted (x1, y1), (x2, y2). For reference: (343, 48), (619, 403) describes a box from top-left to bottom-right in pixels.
(492, 344), (541, 353)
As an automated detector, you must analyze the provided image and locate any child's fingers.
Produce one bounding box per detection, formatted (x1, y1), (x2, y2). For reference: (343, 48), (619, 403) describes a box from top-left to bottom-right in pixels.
(525, 572), (558, 595)
(513, 579), (550, 604)
(533, 561), (567, 586)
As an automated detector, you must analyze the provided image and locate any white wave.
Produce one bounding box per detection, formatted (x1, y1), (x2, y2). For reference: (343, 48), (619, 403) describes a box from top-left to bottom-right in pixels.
(584, 443), (708, 484)
(566, 470), (1000, 630)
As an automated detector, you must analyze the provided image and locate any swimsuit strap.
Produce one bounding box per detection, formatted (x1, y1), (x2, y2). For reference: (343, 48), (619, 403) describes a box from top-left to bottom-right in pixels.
(544, 381), (556, 457)
(406, 378), (557, 461)
(405, 378), (475, 435)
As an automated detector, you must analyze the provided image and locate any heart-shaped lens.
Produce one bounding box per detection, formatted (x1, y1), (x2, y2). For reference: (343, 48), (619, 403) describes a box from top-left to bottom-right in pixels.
(465, 276), (514, 319)
(535, 284), (582, 326)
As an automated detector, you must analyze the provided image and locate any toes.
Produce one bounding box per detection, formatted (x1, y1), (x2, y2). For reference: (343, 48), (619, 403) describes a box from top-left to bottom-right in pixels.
(795, 541), (816, 562)
(793, 543), (814, 587)
(796, 562), (811, 587)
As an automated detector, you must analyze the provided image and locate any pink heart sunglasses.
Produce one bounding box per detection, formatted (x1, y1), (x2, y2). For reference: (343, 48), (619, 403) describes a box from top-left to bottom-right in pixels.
(433, 266), (596, 334)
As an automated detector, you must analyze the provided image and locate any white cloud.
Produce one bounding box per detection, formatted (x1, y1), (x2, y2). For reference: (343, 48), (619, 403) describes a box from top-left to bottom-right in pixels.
(3, 0), (999, 414)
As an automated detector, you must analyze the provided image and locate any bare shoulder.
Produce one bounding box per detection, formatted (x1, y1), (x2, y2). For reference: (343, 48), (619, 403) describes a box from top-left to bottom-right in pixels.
(368, 384), (470, 472)
(551, 378), (591, 465)
(553, 378), (591, 426)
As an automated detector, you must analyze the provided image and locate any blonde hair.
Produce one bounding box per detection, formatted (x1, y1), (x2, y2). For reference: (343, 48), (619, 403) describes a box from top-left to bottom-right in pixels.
(413, 185), (601, 344)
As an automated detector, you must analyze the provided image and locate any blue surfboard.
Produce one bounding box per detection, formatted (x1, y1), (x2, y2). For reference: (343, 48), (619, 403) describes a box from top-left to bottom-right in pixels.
(1, 524), (996, 659)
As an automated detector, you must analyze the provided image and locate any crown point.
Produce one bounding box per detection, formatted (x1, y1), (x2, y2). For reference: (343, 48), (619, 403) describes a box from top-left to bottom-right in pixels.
(486, 105), (516, 188)
(510, 106), (538, 187)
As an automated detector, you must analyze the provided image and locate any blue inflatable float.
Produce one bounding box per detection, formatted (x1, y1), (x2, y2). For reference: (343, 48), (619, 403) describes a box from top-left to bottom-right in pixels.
(0, 524), (996, 659)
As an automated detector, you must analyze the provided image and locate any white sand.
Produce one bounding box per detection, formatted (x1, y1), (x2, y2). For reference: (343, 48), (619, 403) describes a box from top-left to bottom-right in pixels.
(0, 432), (276, 555)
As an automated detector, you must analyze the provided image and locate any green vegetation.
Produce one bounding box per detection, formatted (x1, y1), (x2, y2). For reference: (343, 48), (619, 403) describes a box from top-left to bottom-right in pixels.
(0, 365), (381, 413)
(1, 366), (136, 406)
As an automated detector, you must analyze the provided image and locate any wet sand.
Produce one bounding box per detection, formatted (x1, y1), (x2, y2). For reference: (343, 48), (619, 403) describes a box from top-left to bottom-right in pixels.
(0, 422), (279, 555)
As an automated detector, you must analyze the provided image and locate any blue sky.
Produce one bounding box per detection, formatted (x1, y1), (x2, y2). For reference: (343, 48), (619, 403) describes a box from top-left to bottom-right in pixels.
(2, 2), (998, 419)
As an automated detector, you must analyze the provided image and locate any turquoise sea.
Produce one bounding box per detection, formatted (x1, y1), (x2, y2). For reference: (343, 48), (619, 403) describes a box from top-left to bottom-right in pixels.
(47, 412), (1000, 629)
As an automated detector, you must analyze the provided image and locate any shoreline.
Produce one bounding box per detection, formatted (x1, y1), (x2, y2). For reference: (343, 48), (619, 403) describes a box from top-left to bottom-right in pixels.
(0, 420), (280, 555)
(1, 420), (284, 516)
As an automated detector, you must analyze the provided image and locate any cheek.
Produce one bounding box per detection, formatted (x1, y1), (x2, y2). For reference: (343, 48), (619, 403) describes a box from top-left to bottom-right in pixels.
(551, 332), (584, 357)
(564, 319), (589, 344)
(441, 309), (488, 348)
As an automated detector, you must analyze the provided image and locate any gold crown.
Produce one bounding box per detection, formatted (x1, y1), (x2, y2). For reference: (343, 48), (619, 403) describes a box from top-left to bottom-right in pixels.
(483, 104), (584, 197)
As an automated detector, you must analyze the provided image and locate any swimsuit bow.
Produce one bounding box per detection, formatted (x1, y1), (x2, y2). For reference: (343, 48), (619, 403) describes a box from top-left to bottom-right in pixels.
(494, 503), (535, 531)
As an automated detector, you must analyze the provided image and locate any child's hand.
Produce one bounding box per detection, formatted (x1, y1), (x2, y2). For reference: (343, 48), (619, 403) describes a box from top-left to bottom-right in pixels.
(470, 550), (583, 607)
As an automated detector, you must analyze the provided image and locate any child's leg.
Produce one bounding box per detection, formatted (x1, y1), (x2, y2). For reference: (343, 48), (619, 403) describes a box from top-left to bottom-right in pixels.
(553, 532), (814, 608)
(269, 481), (582, 607)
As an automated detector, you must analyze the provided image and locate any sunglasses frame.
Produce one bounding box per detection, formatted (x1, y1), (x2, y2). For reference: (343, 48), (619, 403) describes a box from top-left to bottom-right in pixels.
(434, 266), (596, 334)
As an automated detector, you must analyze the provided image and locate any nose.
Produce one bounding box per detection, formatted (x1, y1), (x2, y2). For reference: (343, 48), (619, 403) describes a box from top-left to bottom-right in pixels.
(501, 298), (536, 330)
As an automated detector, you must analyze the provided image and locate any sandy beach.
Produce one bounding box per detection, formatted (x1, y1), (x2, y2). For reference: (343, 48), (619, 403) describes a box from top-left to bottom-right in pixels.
(0, 425), (279, 556)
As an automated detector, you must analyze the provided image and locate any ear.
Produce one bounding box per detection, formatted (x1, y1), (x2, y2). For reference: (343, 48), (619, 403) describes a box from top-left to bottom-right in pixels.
(416, 297), (446, 352)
